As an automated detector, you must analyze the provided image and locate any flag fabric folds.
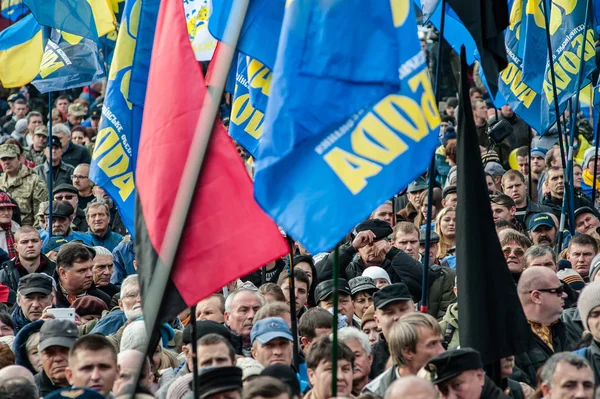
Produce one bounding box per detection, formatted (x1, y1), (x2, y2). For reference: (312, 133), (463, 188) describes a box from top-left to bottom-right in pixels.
(22, 0), (115, 41)
(519, 0), (547, 94)
(254, 0), (441, 253)
(31, 29), (105, 93)
(90, 0), (160, 237)
(1, 0), (28, 22)
(136, 0), (289, 322)
(183, 0), (217, 61)
(0, 14), (42, 88)
(456, 47), (532, 365)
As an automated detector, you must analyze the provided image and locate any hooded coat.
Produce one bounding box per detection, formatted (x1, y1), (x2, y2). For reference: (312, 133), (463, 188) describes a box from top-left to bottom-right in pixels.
(13, 319), (44, 374)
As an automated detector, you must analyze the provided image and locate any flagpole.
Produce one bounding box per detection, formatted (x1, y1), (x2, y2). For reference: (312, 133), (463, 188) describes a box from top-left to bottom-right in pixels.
(134, 0), (250, 394)
(421, 0), (447, 313)
(190, 304), (199, 399)
(593, 122), (600, 206)
(47, 92), (53, 236)
(331, 244), (339, 398)
(286, 236), (300, 368)
(528, 128), (533, 199)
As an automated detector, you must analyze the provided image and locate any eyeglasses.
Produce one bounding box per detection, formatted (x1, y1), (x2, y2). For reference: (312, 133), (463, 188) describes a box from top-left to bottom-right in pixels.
(54, 195), (76, 200)
(502, 248), (525, 257)
(72, 175), (88, 180)
(530, 283), (564, 296)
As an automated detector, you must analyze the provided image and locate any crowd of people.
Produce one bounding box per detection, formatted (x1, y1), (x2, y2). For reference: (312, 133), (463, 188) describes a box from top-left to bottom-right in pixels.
(0, 70), (600, 399)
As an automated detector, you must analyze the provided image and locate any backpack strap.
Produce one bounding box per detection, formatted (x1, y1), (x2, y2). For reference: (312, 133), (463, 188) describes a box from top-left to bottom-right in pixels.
(442, 323), (456, 350)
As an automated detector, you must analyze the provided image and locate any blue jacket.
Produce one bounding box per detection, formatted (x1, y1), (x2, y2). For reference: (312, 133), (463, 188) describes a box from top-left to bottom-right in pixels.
(11, 305), (32, 334)
(111, 240), (135, 285)
(13, 320), (44, 373)
(40, 229), (93, 249)
(88, 229), (123, 252)
(89, 309), (127, 336)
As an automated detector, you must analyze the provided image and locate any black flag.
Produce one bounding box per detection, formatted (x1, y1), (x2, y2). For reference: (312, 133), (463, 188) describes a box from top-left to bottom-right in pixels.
(446, 0), (509, 96)
(456, 47), (531, 366)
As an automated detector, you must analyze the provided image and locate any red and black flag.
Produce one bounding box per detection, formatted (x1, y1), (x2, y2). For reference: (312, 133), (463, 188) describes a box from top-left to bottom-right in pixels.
(455, 47), (531, 367)
(135, 0), (289, 332)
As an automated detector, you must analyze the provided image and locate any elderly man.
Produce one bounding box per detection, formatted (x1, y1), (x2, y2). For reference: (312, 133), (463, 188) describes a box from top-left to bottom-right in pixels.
(35, 319), (78, 397)
(337, 327), (373, 395)
(86, 202), (123, 252)
(315, 279), (356, 327)
(0, 143), (47, 226)
(113, 350), (152, 395)
(225, 288), (263, 354)
(91, 246), (119, 298)
(539, 353), (595, 399)
(523, 245), (557, 271)
(53, 242), (110, 308)
(515, 267), (577, 385)
(40, 201), (92, 248)
(11, 273), (54, 333)
(251, 317), (293, 368)
(575, 207), (600, 237)
(53, 184), (88, 232)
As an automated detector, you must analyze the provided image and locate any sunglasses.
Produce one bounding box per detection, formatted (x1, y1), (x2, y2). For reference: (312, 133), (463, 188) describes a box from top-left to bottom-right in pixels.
(502, 248), (525, 257)
(530, 283), (564, 296)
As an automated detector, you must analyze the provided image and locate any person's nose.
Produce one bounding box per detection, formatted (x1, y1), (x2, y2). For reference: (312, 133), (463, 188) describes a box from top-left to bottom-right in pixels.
(90, 366), (101, 381)
(561, 291), (568, 299)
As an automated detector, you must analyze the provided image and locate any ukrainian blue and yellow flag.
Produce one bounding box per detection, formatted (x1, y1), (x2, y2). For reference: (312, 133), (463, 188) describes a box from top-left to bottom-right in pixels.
(1, 0), (29, 22)
(23, 0), (115, 41)
(0, 14), (42, 87)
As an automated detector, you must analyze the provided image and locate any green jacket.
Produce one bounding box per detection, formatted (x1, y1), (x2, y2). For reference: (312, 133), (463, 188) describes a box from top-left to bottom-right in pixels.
(439, 302), (460, 350)
(427, 264), (457, 321)
(0, 164), (47, 226)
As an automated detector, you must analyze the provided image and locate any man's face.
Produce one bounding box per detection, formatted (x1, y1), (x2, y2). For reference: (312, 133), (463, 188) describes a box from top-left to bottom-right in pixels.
(308, 359), (354, 399)
(503, 178), (527, 207)
(501, 104), (514, 118)
(502, 242), (526, 273)
(357, 240), (387, 266)
(410, 327), (445, 372)
(280, 279), (309, 314)
(119, 283), (142, 322)
(41, 346), (70, 385)
(443, 193), (458, 208)
(33, 134), (47, 150)
(14, 103), (28, 119)
(473, 102), (488, 121)
(344, 338), (372, 387)
(407, 190), (424, 208)
(586, 306), (600, 342)
(92, 254), (114, 288)
(529, 225), (556, 247)
(114, 354), (151, 395)
(0, 206), (13, 224)
(16, 231), (42, 261)
(575, 213), (600, 235)
(486, 175), (496, 191)
(516, 156), (529, 176)
(527, 252), (557, 272)
(567, 244), (596, 277)
(361, 320), (379, 346)
(252, 338), (292, 367)
(66, 349), (118, 397)
(547, 170), (565, 197)
(319, 293), (354, 319)
(1, 156), (20, 175)
(541, 362), (594, 399)
(374, 300), (415, 339)
(196, 296), (224, 322)
(60, 260), (94, 293)
(87, 207), (110, 235)
(44, 145), (63, 164)
(73, 165), (92, 193)
(225, 291), (262, 335)
(574, 166), (583, 188)
(372, 203), (394, 226)
(54, 132), (70, 150)
(197, 343), (234, 368)
(27, 116), (43, 133)
(51, 215), (72, 236)
(393, 231), (419, 260)
(56, 99), (69, 113)
(438, 369), (485, 399)
(353, 291), (373, 319)
(535, 276), (567, 321)
(531, 156), (545, 174)
(420, 241), (439, 263)
(17, 292), (52, 321)
(54, 191), (78, 212)
(491, 203), (515, 222)
(67, 114), (84, 127)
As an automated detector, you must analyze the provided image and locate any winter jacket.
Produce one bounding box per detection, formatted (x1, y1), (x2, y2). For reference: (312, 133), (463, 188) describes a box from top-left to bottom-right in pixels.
(427, 264), (456, 320)
(439, 303), (460, 350)
(561, 307), (584, 346)
(363, 366), (397, 396)
(156, 362), (190, 399)
(89, 309), (127, 336)
(0, 254), (56, 295)
(513, 320), (578, 386)
(13, 319), (44, 373)
(581, 339), (600, 385)
(111, 240), (135, 285)
(40, 228), (93, 248)
(72, 207), (88, 232)
(11, 304), (36, 334)
(61, 142), (91, 168)
(481, 377), (512, 399)
(35, 369), (69, 397)
(87, 229), (123, 252)
(34, 160), (74, 188)
(370, 334), (390, 379)
(53, 269), (111, 309)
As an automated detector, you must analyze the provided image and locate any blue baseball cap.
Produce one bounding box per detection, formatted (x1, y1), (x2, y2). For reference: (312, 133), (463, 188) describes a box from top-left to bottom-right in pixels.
(528, 213), (556, 231)
(530, 147), (548, 158)
(250, 317), (293, 345)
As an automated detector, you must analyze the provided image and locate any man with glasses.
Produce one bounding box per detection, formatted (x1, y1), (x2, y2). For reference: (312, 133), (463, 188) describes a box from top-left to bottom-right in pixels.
(514, 267), (578, 386)
(72, 164), (94, 211)
(53, 184), (88, 232)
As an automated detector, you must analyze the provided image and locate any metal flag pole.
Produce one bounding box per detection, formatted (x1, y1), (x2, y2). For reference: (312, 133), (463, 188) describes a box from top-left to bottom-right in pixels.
(286, 236), (300, 368)
(47, 92), (53, 236)
(190, 304), (199, 399)
(134, 0), (250, 395)
(593, 121), (600, 206)
(528, 128), (533, 199)
(331, 244), (339, 398)
(421, 0), (447, 313)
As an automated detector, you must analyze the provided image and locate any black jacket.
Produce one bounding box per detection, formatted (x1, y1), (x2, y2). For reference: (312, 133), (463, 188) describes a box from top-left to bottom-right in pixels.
(73, 207), (89, 232)
(61, 142), (91, 168)
(541, 193), (593, 222)
(482, 377), (512, 399)
(35, 370), (68, 398)
(0, 255), (56, 295)
(584, 339), (600, 385)
(370, 334), (390, 379)
(517, 200), (555, 231)
(34, 161), (74, 188)
(53, 270), (111, 309)
(513, 320), (578, 386)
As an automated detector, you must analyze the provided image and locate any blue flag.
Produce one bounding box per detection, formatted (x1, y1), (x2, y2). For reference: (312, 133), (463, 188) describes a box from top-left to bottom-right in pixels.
(519, 0), (547, 93)
(89, 0), (160, 237)
(1, 0), (28, 22)
(31, 29), (105, 93)
(594, 78), (600, 112)
(254, 0), (441, 253)
(0, 14), (42, 88)
(208, 0), (284, 69)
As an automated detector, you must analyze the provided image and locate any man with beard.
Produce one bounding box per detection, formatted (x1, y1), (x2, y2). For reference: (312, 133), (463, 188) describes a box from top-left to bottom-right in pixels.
(566, 234), (598, 281)
(502, 170), (552, 230)
(575, 207), (600, 237)
(527, 213), (557, 247)
(53, 242), (110, 308)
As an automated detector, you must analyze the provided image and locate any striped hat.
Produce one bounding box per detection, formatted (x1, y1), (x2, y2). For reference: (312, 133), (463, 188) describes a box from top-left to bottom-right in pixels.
(557, 269), (585, 292)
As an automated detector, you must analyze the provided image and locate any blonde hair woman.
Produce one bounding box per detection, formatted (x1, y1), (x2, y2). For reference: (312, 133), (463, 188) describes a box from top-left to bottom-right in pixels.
(435, 206), (456, 260)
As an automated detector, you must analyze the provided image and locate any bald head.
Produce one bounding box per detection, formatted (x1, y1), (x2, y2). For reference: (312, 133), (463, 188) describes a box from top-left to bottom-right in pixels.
(0, 365), (35, 383)
(384, 376), (436, 399)
(518, 266), (557, 296)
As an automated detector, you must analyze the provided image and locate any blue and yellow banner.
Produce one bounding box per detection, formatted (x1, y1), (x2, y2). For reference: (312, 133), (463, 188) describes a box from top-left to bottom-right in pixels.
(1, 0), (28, 22)
(254, 0), (441, 253)
(519, 0), (547, 93)
(31, 29), (105, 93)
(0, 14), (42, 88)
(90, 0), (160, 237)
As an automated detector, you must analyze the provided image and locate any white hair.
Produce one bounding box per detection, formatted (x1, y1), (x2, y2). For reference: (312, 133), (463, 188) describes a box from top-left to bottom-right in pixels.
(120, 274), (139, 299)
(52, 124), (71, 137)
(224, 288), (263, 313)
(93, 246), (112, 257)
(335, 327), (372, 356)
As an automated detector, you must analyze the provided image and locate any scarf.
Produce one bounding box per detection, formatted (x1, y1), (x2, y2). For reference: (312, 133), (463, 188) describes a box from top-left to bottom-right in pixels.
(583, 169), (600, 193)
(1, 223), (16, 259)
(528, 320), (554, 350)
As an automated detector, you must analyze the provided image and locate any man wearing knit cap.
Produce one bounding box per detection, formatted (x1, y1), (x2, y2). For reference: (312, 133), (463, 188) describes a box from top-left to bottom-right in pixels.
(576, 280), (600, 383)
(589, 254), (600, 283)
